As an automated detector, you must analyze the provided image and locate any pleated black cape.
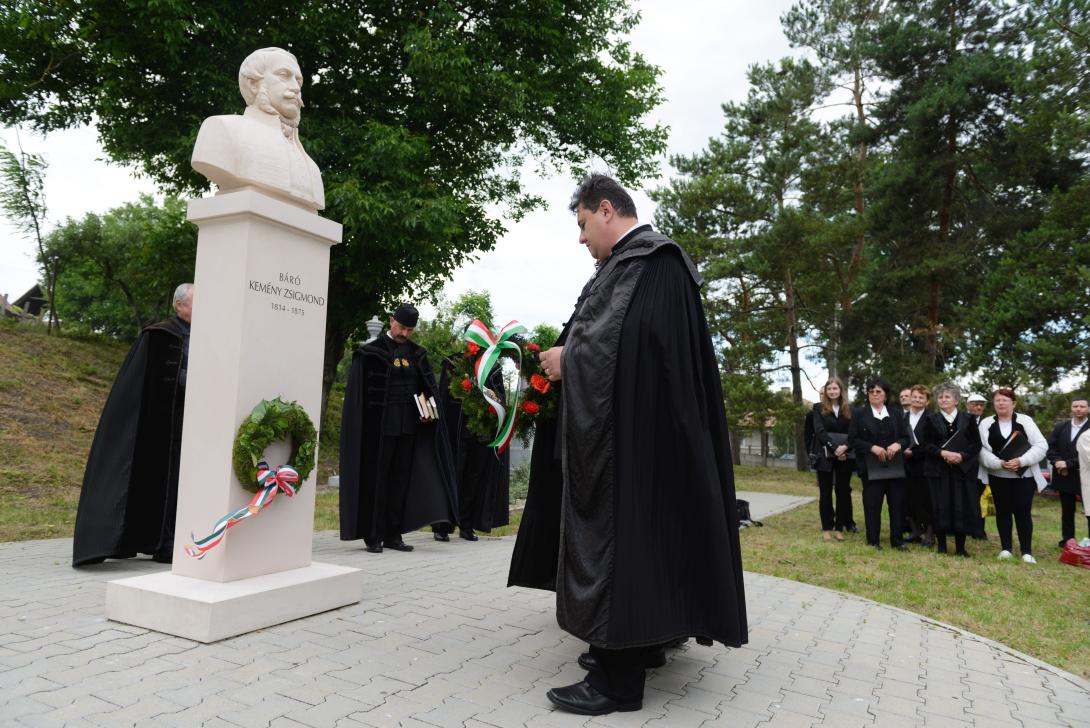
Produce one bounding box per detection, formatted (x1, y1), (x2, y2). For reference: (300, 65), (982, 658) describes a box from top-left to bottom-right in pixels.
(557, 229), (748, 649)
(72, 317), (188, 566)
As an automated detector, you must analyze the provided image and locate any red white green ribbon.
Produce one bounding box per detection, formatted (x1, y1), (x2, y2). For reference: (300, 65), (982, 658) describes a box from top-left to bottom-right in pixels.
(183, 461), (299, 559)
(464, 319), (526, 453)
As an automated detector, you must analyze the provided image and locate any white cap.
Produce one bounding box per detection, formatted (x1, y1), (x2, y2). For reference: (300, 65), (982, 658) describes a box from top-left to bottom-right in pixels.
(966, 393), (986, 403)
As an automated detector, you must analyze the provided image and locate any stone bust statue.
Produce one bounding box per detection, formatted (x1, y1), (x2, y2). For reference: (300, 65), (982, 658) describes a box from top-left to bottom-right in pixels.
(192, 47), (325, 211)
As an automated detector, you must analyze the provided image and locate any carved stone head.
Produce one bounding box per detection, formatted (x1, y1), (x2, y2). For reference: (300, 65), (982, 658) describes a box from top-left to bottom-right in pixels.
(238, 47), (304, 130)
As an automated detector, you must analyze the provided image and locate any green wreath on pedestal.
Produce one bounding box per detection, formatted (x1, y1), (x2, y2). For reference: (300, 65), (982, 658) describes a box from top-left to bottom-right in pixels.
(231, 397), (317, 492)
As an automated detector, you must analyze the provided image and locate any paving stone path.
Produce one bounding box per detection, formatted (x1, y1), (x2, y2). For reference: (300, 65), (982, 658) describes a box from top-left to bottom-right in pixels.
(2, 494), (1087, 727)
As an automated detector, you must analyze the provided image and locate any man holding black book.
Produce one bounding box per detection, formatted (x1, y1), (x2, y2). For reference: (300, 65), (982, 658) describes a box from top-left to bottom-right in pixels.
(339, 303), (458, 553)
(1046, 397), (1090, 547)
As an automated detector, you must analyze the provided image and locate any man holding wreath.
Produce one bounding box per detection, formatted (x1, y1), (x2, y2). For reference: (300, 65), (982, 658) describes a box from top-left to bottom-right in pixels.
(535, 175), (747, 715)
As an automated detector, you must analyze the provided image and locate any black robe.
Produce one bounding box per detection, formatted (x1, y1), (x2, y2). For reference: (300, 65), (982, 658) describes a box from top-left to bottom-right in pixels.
(437, 360), (510, 533)
(507, 274), (594, 591)
(923, 410), (982, 533)
(72, 317), (189, 566)
(558, 229), (747, 650)
(339, 336), (457, 541)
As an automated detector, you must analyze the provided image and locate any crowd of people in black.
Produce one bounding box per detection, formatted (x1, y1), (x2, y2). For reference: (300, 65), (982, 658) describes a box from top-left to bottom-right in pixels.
(806, 378), (1090, 562)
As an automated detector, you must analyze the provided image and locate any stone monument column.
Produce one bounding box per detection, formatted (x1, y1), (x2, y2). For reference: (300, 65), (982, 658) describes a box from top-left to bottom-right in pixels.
(105, 48), (362, 642)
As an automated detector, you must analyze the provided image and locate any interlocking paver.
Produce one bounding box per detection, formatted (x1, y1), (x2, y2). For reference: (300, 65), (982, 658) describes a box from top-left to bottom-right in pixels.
(0, 529), (1086, 728)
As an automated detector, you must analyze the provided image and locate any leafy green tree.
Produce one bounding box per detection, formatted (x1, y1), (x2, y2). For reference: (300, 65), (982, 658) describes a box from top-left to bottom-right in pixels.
(45, 196), (197, 338)
(0, 0), (666, 417)
(782, 0), (885, 380)
(865, 0), (1026, 376)
(964, 1), (1090, 388)
(0, 138), (52, 330)
(654, 57), (828, 469)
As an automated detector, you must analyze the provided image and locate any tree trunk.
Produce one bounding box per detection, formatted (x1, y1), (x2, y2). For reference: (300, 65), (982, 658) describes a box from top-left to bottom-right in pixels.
(783, 268), (807, 471)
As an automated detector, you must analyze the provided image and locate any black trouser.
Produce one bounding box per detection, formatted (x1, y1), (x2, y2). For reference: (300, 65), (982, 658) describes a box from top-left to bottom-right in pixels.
(990, 477), (1035, 555)
(586, 644), (659, 702)
(1058, 492), (1090, 542)
(817, 461), (854, 531)
(375, 435), (415, 545)
(862, 476), (905, 547)
(904, 475), (931, 532)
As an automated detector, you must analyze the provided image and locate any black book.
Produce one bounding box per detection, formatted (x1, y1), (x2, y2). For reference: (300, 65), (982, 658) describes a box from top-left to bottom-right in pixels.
(823, 432), (850, 459)
(996, 430), (1031, 476)
(865, 451), (905, 480)
(939, 429), (975, 474)
(940, 429), (969, 452)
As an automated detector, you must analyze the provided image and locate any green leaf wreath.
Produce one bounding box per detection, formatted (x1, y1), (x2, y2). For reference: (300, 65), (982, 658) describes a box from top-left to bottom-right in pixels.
(448, 336), (557, 447)
(232, 397), (318, 492)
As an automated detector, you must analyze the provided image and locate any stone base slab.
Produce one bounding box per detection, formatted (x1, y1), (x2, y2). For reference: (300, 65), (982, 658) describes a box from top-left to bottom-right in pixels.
(105, 561), (361, 642)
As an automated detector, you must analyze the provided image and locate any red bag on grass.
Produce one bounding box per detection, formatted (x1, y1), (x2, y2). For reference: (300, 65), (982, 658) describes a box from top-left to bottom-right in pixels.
(1059, 539), (1090, 569)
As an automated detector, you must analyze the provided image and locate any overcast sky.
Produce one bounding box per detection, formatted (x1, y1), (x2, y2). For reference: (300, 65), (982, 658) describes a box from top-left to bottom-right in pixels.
(1, 0), (820, 396)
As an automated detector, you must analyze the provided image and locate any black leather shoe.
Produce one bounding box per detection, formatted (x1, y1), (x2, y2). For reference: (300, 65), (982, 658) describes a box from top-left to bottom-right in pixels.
(151, 551), (173, 564)
(384, 541), (414, 552)
(365, 544), (383, 554)
(546, 680), (641, 715)
(955, 550), (971, 558)
(433, 532), (450, 542)
(869, 543), (882, 550)
(460, 529), (478, 541)
(1059, 539), (1069, 548)
(846, 525), (859, 534)
(893, 544), (909, 552)
(577, 647), (666, 672)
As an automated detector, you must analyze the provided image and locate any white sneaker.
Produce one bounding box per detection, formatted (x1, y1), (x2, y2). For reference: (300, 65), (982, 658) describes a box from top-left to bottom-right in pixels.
(997, 550), (1012, 559)
(1022, 554), (1037, 564)
(1079, 538), (1090, 548)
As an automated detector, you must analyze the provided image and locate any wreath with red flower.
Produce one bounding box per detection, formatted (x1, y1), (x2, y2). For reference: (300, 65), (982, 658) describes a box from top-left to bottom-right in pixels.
(447, 323), (557, 449)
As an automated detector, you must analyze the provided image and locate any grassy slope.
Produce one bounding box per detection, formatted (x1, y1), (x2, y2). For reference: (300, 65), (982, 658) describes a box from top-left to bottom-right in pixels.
(4, 323), (1087, 676)
(0, 320), (130, 541)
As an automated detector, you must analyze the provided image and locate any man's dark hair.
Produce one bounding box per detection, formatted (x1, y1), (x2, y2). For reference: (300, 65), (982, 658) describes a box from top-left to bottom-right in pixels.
(1072, 396), (1088, 405)
(568, 173), (638, 218)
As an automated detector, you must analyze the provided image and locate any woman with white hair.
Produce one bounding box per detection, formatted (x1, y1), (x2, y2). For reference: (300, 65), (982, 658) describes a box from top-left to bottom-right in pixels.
(978, 388), (1049, 563)
(923, 383), (981, 557)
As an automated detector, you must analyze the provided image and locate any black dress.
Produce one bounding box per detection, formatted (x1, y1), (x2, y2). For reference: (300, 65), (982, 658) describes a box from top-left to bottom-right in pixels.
(924, 411), (981, 534)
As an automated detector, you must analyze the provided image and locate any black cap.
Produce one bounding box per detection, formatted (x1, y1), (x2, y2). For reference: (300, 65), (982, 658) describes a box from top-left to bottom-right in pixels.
(392, 303), (419, 328)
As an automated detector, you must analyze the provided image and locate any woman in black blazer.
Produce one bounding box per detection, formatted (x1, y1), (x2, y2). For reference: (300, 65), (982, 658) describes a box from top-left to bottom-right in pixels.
(848, 377), (911, 550)
(811, 377), (856, 541)
(922, 383), (981, 557)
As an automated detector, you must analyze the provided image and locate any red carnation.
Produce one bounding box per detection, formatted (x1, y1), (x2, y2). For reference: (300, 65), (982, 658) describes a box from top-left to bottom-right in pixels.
(522, 401), (540, 415)
(527, 343), (540, 353)
(530, 373), (551, 394)
(461, 378), (472, 392)
(466, 342), (481, 356)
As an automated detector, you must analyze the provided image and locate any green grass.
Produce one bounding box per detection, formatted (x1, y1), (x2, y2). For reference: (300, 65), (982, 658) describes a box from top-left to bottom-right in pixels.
(0, 320), (129, 541)
(734, 465), (1090, 680)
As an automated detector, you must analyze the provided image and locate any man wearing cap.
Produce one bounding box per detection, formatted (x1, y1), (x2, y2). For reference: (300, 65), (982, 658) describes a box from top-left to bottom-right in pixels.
(339, 304), (458, 552)
(966, 394), (989, 540)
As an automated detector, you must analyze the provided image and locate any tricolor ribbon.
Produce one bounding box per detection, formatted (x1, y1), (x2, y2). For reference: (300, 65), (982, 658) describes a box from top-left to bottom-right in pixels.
(184, 461), (299, 559)
(464, 319), (527, 453)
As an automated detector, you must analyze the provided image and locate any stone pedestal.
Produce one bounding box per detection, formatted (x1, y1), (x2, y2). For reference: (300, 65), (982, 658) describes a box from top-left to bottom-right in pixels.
(106, 187), (362, 642)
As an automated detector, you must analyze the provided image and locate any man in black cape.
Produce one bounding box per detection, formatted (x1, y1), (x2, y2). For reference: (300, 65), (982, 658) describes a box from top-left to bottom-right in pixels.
(73, 283), (193, 566)
(339, 304), (457, 552)
(434, 356), (510, 542)
(534, 175), (747, 715)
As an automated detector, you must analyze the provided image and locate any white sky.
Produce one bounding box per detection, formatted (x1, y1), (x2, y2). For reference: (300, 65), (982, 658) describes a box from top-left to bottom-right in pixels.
(0, 0), (824, 399)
